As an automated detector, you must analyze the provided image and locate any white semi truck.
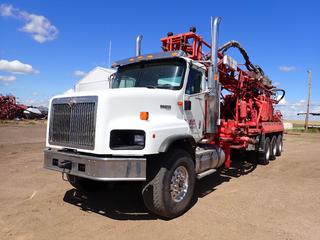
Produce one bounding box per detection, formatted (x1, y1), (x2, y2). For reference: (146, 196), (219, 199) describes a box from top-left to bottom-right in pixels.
(44, 17), (284, 218)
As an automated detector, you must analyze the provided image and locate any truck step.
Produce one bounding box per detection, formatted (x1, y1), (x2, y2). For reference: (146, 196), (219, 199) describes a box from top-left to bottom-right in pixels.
(197, 169), (216, 179)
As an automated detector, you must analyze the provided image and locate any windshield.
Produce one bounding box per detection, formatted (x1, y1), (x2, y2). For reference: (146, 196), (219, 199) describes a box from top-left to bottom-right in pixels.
(112, 59), (186, 90)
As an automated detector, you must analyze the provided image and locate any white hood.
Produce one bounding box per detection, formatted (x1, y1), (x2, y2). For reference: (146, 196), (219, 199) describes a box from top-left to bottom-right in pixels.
(47, 88), (189, 155)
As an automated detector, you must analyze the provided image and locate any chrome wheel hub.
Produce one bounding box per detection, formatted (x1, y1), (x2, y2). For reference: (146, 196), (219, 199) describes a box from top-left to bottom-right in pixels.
(266, 146), (270, 160)
(170, 166), (189, 202)
(273, 143), (277, 155)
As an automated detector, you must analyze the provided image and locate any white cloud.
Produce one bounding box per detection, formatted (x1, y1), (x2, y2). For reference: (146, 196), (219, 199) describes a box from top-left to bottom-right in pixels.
(73, 70), (87, 77)
(63, 88), (75, 94)
(24, 97), (50, 107)
(0, 4), (58, 43)
(0, 3), (14, 16)
(279, 65), (296, 72)
(276, 102), (303, 120)
(20, 13), (58, 43)
(275, 99), (320, 120)
(0, 75), (16, 82)
(277, 96), (287, 105)
(0, 59), (39, 74)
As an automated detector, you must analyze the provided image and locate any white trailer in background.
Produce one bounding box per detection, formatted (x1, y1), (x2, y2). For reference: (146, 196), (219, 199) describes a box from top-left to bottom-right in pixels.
(75, 67), (115, 92)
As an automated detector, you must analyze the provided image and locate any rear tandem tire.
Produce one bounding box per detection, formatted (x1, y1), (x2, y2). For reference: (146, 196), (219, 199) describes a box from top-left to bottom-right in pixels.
(258, 137), (271, 165)
(142, 149), (196, 219)
(275, 134), (283, 156)
(270, 135), (277, 160)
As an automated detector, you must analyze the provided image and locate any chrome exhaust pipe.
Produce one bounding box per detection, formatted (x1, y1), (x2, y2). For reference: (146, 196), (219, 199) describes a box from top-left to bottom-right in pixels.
(207, 16), (221, 134)
(211, 16), (221, 89)
(135, 35), (143, 56)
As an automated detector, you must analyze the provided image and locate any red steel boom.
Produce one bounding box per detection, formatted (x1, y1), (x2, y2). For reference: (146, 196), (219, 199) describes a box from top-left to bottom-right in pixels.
(161, 29), (285, 168)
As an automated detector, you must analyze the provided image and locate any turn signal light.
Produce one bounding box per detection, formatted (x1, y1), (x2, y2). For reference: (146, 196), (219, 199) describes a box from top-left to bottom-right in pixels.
(140, 112), (149, 120)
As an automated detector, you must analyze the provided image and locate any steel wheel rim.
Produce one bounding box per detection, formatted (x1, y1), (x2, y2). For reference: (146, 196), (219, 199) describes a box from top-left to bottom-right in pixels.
(266, 145), (270, 160)
(273, 142), (277, 156)
(279, 141), (283, 152)
(170, 166), (189, 202)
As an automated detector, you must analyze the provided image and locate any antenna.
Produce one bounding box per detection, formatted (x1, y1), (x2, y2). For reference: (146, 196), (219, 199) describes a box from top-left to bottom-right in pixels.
(108, 40), (112, 68)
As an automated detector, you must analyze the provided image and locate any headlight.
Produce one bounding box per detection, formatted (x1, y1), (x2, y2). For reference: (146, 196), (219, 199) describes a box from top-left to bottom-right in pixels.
(134, 134), (145, 146)
(110, 130), (145, 150)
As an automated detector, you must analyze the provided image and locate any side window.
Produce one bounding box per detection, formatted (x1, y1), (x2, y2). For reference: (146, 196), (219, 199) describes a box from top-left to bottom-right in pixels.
(119, 77), (136, 88)
(185, 68), (202, 94)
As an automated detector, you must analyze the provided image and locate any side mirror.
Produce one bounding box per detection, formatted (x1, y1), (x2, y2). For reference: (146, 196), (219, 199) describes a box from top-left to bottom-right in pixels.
(108, 73), (116, 88)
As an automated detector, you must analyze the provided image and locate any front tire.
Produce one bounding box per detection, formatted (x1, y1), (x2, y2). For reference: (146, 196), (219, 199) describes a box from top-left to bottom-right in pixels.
(142, 149), (196, 219)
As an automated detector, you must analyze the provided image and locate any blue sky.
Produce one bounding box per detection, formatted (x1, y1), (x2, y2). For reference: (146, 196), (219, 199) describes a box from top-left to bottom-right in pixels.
(0, 0), (319, 119)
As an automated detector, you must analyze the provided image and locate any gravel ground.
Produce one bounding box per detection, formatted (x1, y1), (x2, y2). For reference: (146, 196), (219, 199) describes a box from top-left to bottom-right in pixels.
(0, 122), (319, 240)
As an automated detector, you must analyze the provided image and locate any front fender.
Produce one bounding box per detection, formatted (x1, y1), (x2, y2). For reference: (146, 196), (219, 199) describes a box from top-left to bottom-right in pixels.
(158, 134), (196, 153)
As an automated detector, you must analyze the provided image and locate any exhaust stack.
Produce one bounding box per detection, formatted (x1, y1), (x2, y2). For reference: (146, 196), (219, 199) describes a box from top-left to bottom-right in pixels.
(207, 16), (221, 134)
(135, 35), (143, 56)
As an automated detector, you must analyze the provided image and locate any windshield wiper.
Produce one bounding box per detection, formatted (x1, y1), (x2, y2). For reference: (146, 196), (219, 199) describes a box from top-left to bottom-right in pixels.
(156, 84), (174, 89)
(144, 84), (174, 89)
(145, 85), (156, 89)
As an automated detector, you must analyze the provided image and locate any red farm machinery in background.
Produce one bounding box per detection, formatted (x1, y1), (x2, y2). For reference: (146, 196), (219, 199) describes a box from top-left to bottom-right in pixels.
(161, 25), (285, 167)
(0, 95), (27, 119)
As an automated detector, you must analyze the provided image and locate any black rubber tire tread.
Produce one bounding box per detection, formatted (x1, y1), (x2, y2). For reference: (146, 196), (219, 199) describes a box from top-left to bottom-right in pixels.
(67, 174), (103, 192)
(142, 149), (196, 219)
(275, 134), (283, 156)
(258, 137), (271, 165)
(270, 135), (277, 160)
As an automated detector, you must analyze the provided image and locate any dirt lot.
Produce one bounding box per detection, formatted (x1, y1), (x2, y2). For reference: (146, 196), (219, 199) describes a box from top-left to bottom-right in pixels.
(0, 122), (319, 240)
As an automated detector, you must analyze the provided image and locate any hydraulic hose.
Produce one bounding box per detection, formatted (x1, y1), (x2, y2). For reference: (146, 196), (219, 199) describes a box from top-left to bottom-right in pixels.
(218, 40), (263, 75)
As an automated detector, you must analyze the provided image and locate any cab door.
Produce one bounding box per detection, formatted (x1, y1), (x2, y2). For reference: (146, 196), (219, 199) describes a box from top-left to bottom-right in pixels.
(184, 67), (206, 141)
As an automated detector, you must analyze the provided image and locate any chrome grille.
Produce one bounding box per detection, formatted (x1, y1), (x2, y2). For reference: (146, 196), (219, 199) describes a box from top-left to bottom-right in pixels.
(49, 96), (97, 150)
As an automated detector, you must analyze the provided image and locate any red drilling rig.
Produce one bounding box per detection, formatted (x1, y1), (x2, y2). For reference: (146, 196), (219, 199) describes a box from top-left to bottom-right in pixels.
(161, 21), (285, 166)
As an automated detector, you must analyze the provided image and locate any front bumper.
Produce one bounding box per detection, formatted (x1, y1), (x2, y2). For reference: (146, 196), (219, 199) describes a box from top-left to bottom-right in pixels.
(43, 148), (146, 181)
